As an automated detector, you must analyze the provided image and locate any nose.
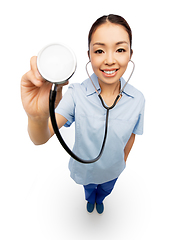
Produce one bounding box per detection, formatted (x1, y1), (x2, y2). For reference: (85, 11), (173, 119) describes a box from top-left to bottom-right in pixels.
(104, 52), (116, 66)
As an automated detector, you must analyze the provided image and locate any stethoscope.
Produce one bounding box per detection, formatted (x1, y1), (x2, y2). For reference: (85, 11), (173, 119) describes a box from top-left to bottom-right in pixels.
(37, 43), (135, 164)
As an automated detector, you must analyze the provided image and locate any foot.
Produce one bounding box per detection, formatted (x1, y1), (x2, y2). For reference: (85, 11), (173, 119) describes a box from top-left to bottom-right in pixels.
(86, 202), (95, 213)
(96, 203), (104, 214)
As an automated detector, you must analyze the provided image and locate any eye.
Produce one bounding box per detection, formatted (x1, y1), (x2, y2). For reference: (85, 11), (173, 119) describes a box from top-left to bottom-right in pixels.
(94, 49), (104, 54)
(117, 48), (126, 53)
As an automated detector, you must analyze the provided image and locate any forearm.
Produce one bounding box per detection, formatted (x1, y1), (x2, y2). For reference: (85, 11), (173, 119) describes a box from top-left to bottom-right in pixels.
(124, 133), (135, 162)
(28, 117), (51, 145)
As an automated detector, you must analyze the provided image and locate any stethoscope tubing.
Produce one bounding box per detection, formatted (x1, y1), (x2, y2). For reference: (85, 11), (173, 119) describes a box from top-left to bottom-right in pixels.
(49, 60), (135, 164)
(49, 83), (110, 164)
(86, 60), (135, 110)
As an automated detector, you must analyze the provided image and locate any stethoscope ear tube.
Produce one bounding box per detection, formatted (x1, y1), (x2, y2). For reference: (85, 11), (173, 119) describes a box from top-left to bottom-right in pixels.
(49, 84), (109, 164)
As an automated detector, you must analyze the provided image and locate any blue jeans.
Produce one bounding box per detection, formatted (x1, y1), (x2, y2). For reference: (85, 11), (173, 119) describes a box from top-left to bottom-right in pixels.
(83, 178), (118, 204)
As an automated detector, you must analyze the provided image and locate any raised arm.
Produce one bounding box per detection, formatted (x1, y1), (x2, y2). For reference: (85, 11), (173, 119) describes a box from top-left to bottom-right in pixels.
(21, 56), (68, 145)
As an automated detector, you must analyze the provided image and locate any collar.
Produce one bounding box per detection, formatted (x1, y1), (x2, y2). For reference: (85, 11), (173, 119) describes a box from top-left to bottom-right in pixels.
(86, 73), (134, 98)
(120, 77), (135, 98)
(86, 73), (101, 96)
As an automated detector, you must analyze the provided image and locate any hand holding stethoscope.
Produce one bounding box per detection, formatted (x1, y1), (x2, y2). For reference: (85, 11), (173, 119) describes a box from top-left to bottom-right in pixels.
(21, 56), (69, 123)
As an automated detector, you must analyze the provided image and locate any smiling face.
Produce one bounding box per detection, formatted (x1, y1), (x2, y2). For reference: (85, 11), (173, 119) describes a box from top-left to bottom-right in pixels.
(89, 22), (132, 87)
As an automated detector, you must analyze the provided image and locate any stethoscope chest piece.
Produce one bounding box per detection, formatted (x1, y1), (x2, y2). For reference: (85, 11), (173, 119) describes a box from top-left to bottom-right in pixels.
(37, 43), (77, 84)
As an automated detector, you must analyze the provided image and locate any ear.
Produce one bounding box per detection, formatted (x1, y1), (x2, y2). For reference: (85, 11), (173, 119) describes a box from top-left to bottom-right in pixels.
(87, 50), (90, 60)
(130, 49), (133, 58)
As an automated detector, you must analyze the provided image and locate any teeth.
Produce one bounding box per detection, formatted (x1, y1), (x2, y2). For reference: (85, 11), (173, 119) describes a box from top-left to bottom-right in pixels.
(103, 70), (117, 75)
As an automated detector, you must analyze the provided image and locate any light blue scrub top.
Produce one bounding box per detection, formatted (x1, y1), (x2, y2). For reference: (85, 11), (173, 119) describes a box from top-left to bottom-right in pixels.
(56, 73), (145, 185)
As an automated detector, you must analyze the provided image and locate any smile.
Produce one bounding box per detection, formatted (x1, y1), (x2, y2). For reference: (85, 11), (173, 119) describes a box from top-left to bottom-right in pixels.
(103, 70), (117, 74)
(101, 69), (119, 77)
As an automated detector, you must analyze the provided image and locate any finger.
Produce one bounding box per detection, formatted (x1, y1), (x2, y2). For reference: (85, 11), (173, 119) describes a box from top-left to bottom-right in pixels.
(30, 56), (45, 81)
(21, 70), (44, 88)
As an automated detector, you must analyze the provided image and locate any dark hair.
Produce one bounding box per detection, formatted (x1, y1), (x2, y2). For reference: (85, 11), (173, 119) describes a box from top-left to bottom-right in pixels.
(88, 14), (132, 51)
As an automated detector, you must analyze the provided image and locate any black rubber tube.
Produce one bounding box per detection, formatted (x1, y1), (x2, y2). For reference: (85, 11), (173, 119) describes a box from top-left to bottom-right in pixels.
(49, 86), (110, 164)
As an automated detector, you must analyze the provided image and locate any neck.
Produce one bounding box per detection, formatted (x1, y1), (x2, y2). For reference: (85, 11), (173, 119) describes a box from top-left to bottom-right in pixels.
(98, 79), (120, 96)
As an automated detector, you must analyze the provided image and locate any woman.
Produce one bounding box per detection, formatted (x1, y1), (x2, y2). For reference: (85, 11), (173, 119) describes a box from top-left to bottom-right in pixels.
(21, 14), (145, 214)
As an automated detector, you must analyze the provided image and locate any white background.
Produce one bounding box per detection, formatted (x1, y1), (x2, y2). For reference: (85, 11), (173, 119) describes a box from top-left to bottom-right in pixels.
(0, 0), (182, 239)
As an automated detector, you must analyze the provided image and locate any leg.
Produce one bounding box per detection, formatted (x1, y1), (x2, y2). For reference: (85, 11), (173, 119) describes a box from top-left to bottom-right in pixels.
(96, 178), (118, 204)
(83, 183), (98, 213)
(83, 183), (97, 204)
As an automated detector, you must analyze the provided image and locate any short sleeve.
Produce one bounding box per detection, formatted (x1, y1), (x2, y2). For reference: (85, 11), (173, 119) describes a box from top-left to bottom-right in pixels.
(133, 98), (145, 135)
(55, 84), (75, 127)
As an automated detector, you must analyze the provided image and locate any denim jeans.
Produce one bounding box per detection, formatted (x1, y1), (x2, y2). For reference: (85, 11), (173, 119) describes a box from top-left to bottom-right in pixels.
(83, 178), (118, 204)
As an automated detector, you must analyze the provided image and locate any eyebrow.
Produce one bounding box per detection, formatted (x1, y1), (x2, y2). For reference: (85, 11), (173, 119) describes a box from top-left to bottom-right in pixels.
(93, 41), (129, 46)
(116, 41), (129, 45)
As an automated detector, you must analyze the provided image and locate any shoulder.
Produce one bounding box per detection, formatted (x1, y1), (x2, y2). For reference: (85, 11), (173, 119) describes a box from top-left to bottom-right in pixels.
(122, 78), (145, 103)
(67, 78), (89, 91)
(67, 75), (96, 96)
(129, 84), (144, 100)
